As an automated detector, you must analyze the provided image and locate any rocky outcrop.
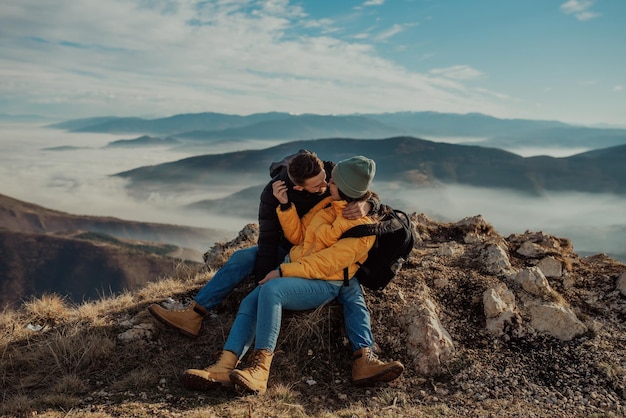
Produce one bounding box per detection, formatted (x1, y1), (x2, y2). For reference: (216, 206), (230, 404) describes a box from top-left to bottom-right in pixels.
(618, 271), (626, 296)
(403, 293), (455, 376)
(8, 208), (625, 418)
(201, 213), (624, 371)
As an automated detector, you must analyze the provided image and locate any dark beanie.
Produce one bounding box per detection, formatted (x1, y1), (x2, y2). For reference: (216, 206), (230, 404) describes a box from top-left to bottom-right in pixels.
(331, 156), (376, 199)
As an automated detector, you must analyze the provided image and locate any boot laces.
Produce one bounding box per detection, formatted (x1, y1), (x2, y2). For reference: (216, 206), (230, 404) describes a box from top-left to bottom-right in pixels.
(366, 349), (385, 365)
(162, 297), (194, 311)
(247, 350), (268, 373)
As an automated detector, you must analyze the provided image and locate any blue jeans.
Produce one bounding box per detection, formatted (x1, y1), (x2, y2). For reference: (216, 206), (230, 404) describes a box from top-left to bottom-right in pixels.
(224, 277), (342, 356)
(195, 246), (375, 352)
(338, 277), (375, 351)
(194, 246), (258, 310)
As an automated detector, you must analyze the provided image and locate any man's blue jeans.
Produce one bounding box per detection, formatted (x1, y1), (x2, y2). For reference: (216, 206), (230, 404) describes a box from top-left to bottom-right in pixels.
(194, 246), (375, 352)
(194, 246), (258, 310)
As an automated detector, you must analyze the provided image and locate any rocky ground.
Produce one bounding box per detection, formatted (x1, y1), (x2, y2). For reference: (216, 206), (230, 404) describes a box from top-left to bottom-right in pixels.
(1, 212), (625, 417)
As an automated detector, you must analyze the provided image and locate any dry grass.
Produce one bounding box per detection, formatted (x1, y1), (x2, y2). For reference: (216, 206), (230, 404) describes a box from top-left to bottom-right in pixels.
(0, 393), (33, 417)
(2, 226), (626, 418)
(22, 294), (73, 327)
(1, 269), (431, 417)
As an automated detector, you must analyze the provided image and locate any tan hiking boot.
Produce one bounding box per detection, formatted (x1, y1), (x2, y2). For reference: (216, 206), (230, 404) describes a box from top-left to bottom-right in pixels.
(229, 349), (274, 395)
(148, 300), (207, 338)
(352, 347), (404, 386)
(181, 350), (240, 390)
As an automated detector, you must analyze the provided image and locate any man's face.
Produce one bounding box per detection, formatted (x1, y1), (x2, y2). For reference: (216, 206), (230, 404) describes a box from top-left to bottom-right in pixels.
(296, 170), (328, 195)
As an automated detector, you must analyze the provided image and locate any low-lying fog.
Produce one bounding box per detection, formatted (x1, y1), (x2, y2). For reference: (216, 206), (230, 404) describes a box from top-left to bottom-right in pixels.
(1, 123), (624, 261)
(427, 136), (592, 157)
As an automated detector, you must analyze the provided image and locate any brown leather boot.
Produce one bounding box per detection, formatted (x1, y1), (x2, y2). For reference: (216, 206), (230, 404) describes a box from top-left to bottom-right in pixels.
(148, 300), (207, 338)
(229, 349), (274, 395)
(352, 347), (404, 386)
(181, 350), (240, 390)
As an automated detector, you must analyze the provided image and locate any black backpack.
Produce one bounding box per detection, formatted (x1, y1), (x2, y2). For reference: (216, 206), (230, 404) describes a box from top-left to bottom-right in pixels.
(341, 204), (415, 291)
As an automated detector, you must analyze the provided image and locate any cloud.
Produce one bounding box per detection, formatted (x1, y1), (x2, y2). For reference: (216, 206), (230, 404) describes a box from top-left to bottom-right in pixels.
(3, 123), (624, 260)
(0, 0), (508, 120)
(0, 123), (252, 237)
(614, 85), (624, 92)
(363, 0), (385, 7)
(429, 65), (484, 80)
(560, 0), (601, 21)
(474, 87), (510, 100)
(374, 24), (406, 41)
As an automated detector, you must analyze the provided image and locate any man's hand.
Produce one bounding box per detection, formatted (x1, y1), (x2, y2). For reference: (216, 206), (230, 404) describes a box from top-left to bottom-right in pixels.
(343, 200), (371, 220)
(259, 269), (281, 285)
(272, 180), (289, 204)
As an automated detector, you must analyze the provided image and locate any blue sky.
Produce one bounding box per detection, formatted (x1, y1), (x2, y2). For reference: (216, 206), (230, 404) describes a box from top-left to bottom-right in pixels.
(0, 0), (624, 125)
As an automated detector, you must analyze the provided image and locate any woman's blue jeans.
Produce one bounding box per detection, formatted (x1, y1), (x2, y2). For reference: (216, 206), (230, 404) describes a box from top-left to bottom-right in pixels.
(224, 277), (341, 356)
(194, 246), (374, 352)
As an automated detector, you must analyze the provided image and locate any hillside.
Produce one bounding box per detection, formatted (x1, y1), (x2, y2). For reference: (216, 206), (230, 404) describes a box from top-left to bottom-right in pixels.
(1, 212), (624, 417)
(0, 193), (233, 308)
(115, 137), (626, 196)
(0, 229), (191, 309)
(0, 193), (227, 250)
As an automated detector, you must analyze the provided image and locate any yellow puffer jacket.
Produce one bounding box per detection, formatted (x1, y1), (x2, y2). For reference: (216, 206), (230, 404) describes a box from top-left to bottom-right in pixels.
(277, 196), (376, 281)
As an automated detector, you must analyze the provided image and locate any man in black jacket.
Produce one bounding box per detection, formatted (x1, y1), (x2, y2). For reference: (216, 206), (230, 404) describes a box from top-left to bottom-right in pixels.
(149, 150), (403, 385)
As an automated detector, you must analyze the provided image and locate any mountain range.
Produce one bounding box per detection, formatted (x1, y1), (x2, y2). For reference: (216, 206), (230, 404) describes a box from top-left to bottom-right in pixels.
(10, 111), (624, 307)
(49, 111), (626, 150)
(115, 136), (626, 201)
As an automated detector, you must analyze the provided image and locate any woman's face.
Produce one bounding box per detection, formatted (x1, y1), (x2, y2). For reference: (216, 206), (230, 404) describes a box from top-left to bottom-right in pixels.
(328, 178), (342, 200)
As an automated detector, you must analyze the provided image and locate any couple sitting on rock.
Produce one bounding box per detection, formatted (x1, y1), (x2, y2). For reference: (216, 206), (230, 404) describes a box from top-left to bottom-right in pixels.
(149, 150), (404, 395)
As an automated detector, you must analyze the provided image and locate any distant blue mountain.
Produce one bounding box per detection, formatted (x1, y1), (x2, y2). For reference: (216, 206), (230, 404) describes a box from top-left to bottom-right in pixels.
(51, 111), (626, 150)
(48, 116), (123, 130)
(175, 114), (404, 141)
(363, 111), (569, 136)
(104, 135), (180, 148)
(51, 112), (293, 135)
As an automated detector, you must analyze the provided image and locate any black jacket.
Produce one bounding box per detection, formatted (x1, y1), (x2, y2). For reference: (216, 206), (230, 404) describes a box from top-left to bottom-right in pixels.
(254, 159), (335, 279)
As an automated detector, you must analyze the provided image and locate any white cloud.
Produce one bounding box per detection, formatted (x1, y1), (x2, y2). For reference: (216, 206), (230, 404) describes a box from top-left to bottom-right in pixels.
(0, 0), (507, 119)
(429, 65), (484, 80)
(574, 11), (601, 21)
(561, 0), (592, 13)
(560, 0), (601, 21)
(363, 0), (385, 7)
(474, 87), (510, 101)
(374, 24), (406, 41)
(614, 85), (624, 92)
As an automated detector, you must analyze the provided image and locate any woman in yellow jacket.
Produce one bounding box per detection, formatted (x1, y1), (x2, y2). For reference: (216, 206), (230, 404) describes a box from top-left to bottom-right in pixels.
(182, 155), (403, 394)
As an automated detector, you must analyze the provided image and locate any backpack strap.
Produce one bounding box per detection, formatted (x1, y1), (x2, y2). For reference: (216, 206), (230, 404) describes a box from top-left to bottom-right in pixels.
(339, 215), (404, 240)
(343, 262), (363, 286)
(340, 222), (377, 287)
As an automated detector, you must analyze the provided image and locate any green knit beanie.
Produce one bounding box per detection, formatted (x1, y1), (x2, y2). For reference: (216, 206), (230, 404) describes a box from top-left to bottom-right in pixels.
(331, 156), (376, 199)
